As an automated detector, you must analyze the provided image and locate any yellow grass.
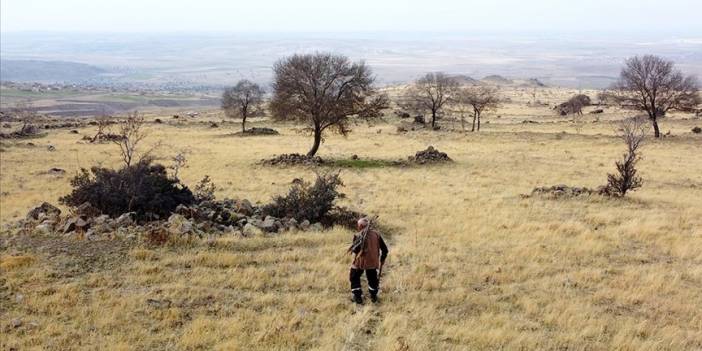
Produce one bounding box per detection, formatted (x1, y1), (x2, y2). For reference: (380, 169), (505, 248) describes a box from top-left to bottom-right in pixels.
(2, 90), (702, 350)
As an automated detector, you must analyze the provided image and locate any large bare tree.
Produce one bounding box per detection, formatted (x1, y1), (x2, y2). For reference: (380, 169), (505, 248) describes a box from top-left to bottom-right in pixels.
(612, 55), (700, 138)
(222, 80), (265, 133)
(402, 72), (459, 128)
(455, 86), (500, 131)
(270, 53), (388, 156)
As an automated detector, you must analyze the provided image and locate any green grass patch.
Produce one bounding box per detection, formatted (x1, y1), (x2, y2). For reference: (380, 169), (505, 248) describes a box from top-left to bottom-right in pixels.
(325, 158), (399, 169)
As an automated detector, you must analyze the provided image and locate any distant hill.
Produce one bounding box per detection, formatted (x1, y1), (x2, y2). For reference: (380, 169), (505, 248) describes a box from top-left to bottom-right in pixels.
(0, 60), (107, 83)
(449, 74), (480, 85)
(481, 75), (513, 85)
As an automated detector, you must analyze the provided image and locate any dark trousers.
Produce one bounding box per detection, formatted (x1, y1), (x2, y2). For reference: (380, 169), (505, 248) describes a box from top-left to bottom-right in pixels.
(350, 268), (379, 297)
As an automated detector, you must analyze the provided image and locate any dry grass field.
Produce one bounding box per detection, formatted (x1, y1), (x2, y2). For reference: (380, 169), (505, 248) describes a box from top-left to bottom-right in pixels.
(2, 87), (702, 350)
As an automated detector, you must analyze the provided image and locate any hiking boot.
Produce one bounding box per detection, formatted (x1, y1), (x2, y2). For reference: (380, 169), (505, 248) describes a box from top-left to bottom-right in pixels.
(352, 294), (364, 305)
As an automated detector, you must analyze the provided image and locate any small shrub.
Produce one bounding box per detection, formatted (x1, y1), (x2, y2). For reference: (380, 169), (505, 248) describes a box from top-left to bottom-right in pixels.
(605, 117), (646, 196)
(692, 126), (701, 134)
(194, 175), (217, 202)
(60, 160), (195, 221)
(263, 173), (343, 222)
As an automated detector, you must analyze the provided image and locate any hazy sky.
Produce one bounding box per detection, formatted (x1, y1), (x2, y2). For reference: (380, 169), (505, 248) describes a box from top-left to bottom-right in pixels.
(2, 0), (701, 34)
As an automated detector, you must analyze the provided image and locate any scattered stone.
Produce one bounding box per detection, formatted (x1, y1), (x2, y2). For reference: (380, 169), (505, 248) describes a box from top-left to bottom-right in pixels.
(115, 212), (135, 227)
(26, 202), (61, 221)
(167, 214), (193, 235)
(529, 184), (610, 198)
(47, 145), (56, 151)
(70, 129), (80, 134)
(34, 223), (52, 235)
(47, 168), (66, 175)
(259, 215), (278, 232)
(299, 219), (311, 230)
(10, 319), (22, 329)
(75, 202), (101, 218)
(310, 222), (323, 231)
(154, 118), (163, 124)
(243, 223), (262, 236)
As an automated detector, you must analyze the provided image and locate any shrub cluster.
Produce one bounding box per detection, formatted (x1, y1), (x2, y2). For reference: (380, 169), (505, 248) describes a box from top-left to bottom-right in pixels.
(60, 160), (194, 221)
(263, 173), (343, 223)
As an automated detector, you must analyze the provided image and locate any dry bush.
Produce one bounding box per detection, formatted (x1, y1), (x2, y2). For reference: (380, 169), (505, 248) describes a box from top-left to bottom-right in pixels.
(59, 160), (195, 221)
(263, 173), (343, 222)
(113, 111), (149, 166)
(605, 117), (647, 196)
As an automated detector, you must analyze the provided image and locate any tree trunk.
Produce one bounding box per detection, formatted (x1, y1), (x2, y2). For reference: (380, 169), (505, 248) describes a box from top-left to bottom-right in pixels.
(431, 110), (436, 128)
(471, 114), (477, 132)
(461, 114), (465, 131)
(307, 124), (322, 157)
(477, 112), (481, 131)
(242, 116), (246, 133)
(651, 117), (660, 138)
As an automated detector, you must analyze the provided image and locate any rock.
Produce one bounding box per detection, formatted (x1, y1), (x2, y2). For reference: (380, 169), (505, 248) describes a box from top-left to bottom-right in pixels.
(259, 216), (278, 232)
(34, 223), (52, 235)
(70, 129), (79, 134)
(75, 202), (101, 218)
(167, 214), (193, 235)
(63, 216), (88, 233)
(243, 223), (262, 236)
(235, 199), (254, 216)
(93, 214), (110, 225)
(48, 168), (66, 175)
(26, 202), (61, 221)
(299, 219), (311, 230)
(310, 222), (323, 231)
(10, 318), (22, 328)
(47, 145), (56, 151)
(115, 212), (135, 227)
(285, 218), (299, 230)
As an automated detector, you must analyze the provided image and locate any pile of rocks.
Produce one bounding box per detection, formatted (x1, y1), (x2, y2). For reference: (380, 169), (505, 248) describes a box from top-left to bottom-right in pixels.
(261, 153), (324, 166)
(17, 198), (355, 242)
(407, 146), (452, 164)
(529, 184), (609, 198)
(246, 127), (279, 135)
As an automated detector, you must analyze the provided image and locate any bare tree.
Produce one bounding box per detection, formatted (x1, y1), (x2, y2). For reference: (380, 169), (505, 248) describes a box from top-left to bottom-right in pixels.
(612, 55), (701, 138)
(222, 80), (265, 133)
(402, 72), (459, 129)
(90, 115), (112, 143)
(455, 86), (500, 131)
(113, 111), (149, 167)
(270, 53), (388, 157)
(605, 117), (647, 196)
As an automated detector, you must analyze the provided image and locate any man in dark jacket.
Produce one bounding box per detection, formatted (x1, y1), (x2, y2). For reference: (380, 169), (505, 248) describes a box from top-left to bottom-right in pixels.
(349, 217), (388, 304)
